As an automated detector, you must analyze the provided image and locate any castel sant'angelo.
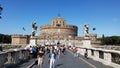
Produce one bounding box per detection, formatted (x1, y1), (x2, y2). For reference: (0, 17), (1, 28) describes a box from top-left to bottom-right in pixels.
(12, 16), (97, 45)
(39, 17), (78, 40)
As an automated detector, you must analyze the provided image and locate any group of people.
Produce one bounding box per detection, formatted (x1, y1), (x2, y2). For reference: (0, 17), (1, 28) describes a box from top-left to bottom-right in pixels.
(27, 45), (88, 68)
(71, 46), (88, 58)
(47, 45), (66, 68)
(27, 46), (38, 59)
(27, 45), (66, 68)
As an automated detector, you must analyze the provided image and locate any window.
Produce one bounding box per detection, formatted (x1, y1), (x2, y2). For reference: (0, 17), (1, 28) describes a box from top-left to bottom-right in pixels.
(56, 24), (61, 27)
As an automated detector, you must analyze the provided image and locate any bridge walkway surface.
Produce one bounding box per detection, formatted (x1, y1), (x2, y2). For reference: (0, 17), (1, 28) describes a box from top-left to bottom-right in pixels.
(5, 49), (113, 68)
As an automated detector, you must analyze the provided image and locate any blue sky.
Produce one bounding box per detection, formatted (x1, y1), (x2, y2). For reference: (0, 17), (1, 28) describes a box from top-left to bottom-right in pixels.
(0, 0), (120, 37)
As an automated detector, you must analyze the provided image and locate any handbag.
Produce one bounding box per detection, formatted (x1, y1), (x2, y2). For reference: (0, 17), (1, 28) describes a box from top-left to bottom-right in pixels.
(48, 59), (50, 64)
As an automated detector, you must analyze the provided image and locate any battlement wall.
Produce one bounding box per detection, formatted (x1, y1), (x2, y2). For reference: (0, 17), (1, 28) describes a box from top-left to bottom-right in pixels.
(12, 34), (30, 45)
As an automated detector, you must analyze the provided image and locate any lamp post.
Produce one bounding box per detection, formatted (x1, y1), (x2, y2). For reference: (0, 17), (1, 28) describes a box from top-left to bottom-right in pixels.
(0, 5), (3, 19)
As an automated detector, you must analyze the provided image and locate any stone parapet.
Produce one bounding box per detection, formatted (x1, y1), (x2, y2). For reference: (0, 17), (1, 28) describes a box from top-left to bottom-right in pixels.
(0, 48), (29, 68)
(77, 46), (120, 68)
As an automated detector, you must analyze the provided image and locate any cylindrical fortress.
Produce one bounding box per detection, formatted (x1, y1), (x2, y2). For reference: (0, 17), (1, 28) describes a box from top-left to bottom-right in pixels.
(40, 17), (78, 40)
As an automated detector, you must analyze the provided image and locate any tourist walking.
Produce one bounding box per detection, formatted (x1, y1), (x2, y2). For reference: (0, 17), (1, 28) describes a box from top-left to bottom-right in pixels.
(49, 46), (56, 68)
(27, 46), (33, 59)
(57, 46), (61, 59)
(84, 49), (88, 59)
(73, 46), (78, 57)
(61, 45), (65, 55)
(37, 47), (45, 68)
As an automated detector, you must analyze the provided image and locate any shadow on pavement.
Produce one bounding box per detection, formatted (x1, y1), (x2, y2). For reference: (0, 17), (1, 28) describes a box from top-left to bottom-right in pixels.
(54, 63), (63, 68)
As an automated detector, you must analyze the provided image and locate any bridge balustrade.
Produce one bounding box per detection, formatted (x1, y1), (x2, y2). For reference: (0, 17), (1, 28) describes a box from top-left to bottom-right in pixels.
(111, 53), (120, 64)
(0, 48), (29, 68)
(77, 47), (120, 68)
(99, 51), (104, 59)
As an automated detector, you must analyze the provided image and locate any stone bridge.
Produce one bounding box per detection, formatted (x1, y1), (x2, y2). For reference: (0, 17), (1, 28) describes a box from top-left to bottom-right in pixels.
(0, 45), (120, 68)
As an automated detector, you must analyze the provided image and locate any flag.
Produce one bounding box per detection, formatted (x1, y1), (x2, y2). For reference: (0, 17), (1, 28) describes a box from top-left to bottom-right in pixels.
(22, 27), (26, 31)
(93, 28), (96, 31)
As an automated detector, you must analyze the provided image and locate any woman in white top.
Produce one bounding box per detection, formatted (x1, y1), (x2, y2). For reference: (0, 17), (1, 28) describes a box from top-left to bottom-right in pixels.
(49, 47), (56, 68)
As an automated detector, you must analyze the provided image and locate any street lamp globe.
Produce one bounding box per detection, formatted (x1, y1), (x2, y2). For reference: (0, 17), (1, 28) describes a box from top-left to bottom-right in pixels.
(0, 5), (3, 19)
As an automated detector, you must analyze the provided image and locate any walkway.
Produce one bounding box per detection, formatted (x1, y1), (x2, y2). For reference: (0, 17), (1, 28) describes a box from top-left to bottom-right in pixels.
(6, 49), (113, 68)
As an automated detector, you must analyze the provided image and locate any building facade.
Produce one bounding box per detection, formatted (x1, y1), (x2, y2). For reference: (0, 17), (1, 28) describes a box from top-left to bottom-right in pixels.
(12, 34), (30, 45)
(39, 17), (78, 40)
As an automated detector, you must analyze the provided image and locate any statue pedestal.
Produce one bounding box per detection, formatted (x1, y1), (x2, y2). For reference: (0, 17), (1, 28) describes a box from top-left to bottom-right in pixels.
(25, 36), (37, 49)
(29, 36), (37, 46)
(82, 37), (91, 47)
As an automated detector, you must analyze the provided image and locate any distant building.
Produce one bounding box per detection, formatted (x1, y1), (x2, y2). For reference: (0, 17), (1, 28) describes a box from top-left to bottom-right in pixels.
(12, 34), (30, 45)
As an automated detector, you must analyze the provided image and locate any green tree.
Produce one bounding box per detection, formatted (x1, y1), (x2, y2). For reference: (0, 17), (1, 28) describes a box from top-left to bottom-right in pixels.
(0, 34), (11, 43)
(99, 36), (120, 45)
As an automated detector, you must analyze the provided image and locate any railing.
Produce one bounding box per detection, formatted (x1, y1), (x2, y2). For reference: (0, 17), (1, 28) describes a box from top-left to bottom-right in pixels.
(77, 46), (120, 68)
(99, 51), (104, 59)
(111, 53), (120, 64)
(0, 48), (29, 68)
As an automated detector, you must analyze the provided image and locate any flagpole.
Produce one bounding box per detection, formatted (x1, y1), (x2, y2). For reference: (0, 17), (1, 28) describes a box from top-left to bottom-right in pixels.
(22, 27), (23, 36)
(22, 27), (26, 36)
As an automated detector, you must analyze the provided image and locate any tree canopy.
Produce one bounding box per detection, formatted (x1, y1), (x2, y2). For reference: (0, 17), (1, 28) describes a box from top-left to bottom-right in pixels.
(98, 35), (120, 45)
(0, 34), (11, 43)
